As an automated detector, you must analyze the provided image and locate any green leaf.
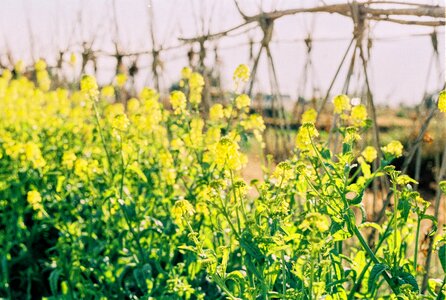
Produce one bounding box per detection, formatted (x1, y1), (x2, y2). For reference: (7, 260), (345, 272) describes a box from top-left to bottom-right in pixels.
(358, 222), (383, 234)
(439, 244), (446, 273)
(439, 181), (446, 194)
(49, 269), (62, 296)
(321, 148), (331, 159)
(342, 143), (351, 155)
(398, 271), (418, 292)
(398, 198), (411, 222)
(368, 263), (389, 293)
(421, 214), (438, 236)
(349, 190), (364, 205)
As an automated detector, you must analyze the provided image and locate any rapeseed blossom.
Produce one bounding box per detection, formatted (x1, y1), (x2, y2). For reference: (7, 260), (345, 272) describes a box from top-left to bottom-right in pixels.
(14, 60), (25, 74)
(80, 75), (99, 100)
(361, 146), (377, 163)
(209, 104), (224, 121)
(235, 94), (251, 110)
(333, 94), (351, 114)
(295, 123), (319, 151)
(27, 191), (44, 218)
(189, 72), (205, 106)
(115, 73), (128, 88)
(215, 137), (246, 170)
(172, 199), (195, 220)
(24, 142), (46, 168)
(439, 90), (446, 113)
(127, 98), (140, 114)
(35, 59), (47, 72)
(272, 161), (294, 184)
(170, 91), (187, 115)
(301, 108), (317, 123)
(62, 151), (77, 169)
(181, 67), (192, 79)
(350, 104), (367, 126)
(101, 85), (115, 98)
(233, 64), (250, 83)
(69, 53), (77, 66)
(382, 140), (403, 158)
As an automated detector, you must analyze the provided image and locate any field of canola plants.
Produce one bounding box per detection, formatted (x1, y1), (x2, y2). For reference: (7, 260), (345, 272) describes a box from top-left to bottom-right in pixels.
(0, 61), (446, 300)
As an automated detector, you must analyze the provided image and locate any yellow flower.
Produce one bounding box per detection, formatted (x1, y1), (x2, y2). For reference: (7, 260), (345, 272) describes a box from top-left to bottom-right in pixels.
(24, 142), (46, 168)
(36, 70), (51, 92)
(350, 104), (367, 126)
(62, 151), (77, 169)
(382, 140), (403, 158)
(295, 123), (319, 151)
(189, 72), (204, 88)
(172, 199), (195, 220)
(333, 94), (351, 114)
(14, 60), (25, 74)
(181, 67), (192, 79)
(80, 75), (99, 100)
(299, 212), (330, 233)
(69, 53), (77, 66)
(215, 137), (246, 170)
(115, 73), (128, 88)
(101, 85), (115, 98)
(35, 59), (47, 72)
(272, 161), (294, 184)
(301, 108), (317, 123)
(127, 98), (140, 113)
(170, 91), (187, 114)
(361, 146), (377, 163)
(233, 64), (250, 83)
(235, 94), (251, 110)
(27, 190), (43, 212)
(209, 104), (224, 121)
(111, 114), (130, 132)
(438, 90), (446, 113)
(74, 158), (89, 179)
(189, 72), (205, 106)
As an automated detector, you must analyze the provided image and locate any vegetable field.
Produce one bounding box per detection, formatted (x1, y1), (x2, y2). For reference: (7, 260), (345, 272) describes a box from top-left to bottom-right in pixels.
(0, 63), (445, 300)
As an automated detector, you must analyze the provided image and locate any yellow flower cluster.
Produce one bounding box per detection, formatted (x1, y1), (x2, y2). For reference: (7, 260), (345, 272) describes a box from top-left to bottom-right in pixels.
(189, 72), (205, 106)
(272, 161), (294, 184)
(115, 73), (128, 88)
(62, 151), (77, 169)
(170, 91), (187, 115)
(35, 59), (51, 92)
(233, 64), (250, 83)
(333, 94), (351, 114)
(27, 190), (44, 218)
(439, 90), (446, 113)
(172, 199), (195, 221)
(209, 104), (224, 121)
(361, 146), (377, 163)
(295, 123), (319, 151)
(14, 60), (25, 75)
(215, 137), (246, 170)
(382, 140), (403, 158)
(80, 75), (99, 100)
(235, 94), (251, 110)
(350, 104), (367, 126)
(301, 108), (317, 123)
(181, 67), (192, 79)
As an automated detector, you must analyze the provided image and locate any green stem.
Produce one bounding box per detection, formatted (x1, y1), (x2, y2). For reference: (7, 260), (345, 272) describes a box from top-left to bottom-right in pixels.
(281, 250), (287, 299)
(352, 225), (399, 294)
(309, 257), (315, 300)
(414, 215), (422, 271)
(92, 102), (114, 175)
(348, 214), (395, 300)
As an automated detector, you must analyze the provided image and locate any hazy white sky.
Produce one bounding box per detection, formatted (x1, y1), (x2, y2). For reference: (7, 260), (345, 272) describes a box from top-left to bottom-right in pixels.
(0, 0), (444, 105)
